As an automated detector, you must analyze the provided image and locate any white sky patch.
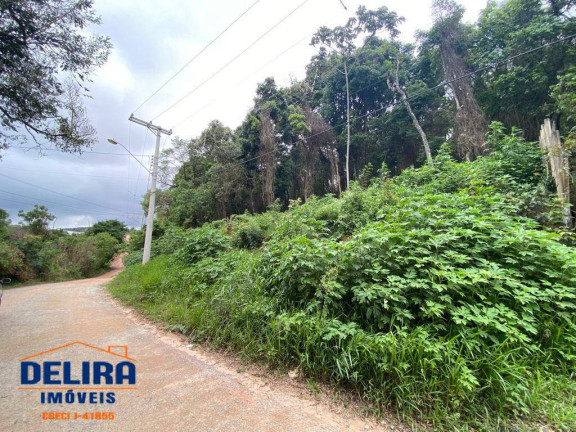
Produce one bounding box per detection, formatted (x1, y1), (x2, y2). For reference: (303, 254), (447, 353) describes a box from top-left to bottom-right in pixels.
(92, 50), (135, 98)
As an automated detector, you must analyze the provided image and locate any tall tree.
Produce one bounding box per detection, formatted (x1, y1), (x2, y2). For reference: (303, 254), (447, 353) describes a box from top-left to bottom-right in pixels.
(0, 0), (111, 152)
(387, 54), (433, 163)
(259, 109), (276, 206)
(18, 205), (55, 236)
(470, 0), (576, 139)
(0, 207), (9, 239)
(427, 0), (488, 160)
(311, 5), (403, 189)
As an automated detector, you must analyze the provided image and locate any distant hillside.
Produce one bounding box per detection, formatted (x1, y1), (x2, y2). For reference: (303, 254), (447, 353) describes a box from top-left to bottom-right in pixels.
(61, 227), (90, 233)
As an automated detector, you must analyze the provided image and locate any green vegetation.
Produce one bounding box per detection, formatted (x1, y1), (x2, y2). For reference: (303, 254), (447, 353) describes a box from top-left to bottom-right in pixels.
(111, 126), (576, 431)
(0, 0), (111, 152)
(0, 210), (122, 281)
(85, 219), (128, 243)
(155, 0), (575, 223)
(110, 1), (576, 429)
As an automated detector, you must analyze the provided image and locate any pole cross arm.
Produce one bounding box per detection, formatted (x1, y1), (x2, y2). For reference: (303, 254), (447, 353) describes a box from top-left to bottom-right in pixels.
(129, 114), (173, 136)
(127, 115), (172, 264)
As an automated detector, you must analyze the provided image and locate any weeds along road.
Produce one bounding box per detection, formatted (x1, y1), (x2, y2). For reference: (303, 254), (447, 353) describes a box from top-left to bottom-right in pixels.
(0, 258), (392, 432)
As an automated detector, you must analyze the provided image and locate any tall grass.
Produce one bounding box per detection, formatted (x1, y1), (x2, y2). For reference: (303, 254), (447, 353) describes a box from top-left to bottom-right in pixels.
(109, 133), (576, 431)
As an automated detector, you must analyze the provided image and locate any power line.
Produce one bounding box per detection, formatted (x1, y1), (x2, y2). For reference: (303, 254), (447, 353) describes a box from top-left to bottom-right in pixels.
(171, 28), (315, 129)
(0, 189), (141, 217)
(0, 166), (138, 180)
(8, 146), (152, 157)
(170, 27), (391, 130)
(0, 173), (128, 214)
(229, 32), (576, 168)
(152, 0), (312, 121)
(132, 0), (262, 114)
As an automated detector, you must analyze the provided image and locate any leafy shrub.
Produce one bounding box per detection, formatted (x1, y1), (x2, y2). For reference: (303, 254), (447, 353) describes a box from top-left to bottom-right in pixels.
(153, 226), (188, 255)
(123, 251), (144, 267)
(6, 231), (120, 281)
(85, 219), (128, 243)
(0, 242), (30, 279)
(92, 233), (119, 268)
(127, 223), (165, 252)
(108, 125), (576, 431)
(48, 234), (118, 279)
(481, 121), (544, 187)
(233, 221), (265, 249)
(173, 226), (231, 265)
(127, 228), (145, 253)
(11, 233), (49, 277)
(394, 143), (473, 194)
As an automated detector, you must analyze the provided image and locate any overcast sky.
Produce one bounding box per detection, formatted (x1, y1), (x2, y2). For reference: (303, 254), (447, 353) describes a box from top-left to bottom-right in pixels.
(0, 0), (487, 228)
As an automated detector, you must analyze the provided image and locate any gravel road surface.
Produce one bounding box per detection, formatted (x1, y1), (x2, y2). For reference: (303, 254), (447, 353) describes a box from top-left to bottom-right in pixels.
(0, 260), (393, 432)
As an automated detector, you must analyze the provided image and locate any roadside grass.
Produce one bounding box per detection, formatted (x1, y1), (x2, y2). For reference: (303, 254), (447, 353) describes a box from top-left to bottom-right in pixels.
(109, 242), (576, 432)
(109, 140), (576, 431)
(4, 259), (118, 289)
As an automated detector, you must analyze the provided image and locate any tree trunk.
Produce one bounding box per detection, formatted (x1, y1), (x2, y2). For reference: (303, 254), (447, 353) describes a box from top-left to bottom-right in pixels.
(344, 60), (351, 190)
(435, 20), (487, 160)
(259, 110), (276, 207)
(388, 56), (433, 164)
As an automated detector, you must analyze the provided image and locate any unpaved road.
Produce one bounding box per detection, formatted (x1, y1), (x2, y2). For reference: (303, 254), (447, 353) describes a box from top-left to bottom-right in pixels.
(0, 260), (394, 432)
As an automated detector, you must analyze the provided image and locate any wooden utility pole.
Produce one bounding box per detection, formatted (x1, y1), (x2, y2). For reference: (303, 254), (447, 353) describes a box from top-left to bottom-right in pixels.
(539, 118), (572, 228)
(129, 114), (172, 264)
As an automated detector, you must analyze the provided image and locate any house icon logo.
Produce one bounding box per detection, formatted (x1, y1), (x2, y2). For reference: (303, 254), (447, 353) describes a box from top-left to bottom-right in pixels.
(19, 341), (137, 411)
(20, 341), (135, 363)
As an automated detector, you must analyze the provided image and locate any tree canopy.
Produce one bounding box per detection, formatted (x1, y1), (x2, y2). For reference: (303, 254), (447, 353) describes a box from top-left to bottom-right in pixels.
(17, 204), (55, 236)
(144, 1), (576, 228)
(85, 219), (128, 243)
(0, 0), (111, 152)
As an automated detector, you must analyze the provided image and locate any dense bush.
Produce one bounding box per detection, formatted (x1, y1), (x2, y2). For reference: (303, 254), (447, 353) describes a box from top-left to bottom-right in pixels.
(123, 251), (143, 267)
(85, 219), (128, 243)
(0, 242), (30, 279)
(91, 233), (120, 268)
(127, 223), (165, 253)
(233, 221), (265, 249)
(152, 226), (188, 255)
(2, 222), (120, 281)
(47, 232), (119, 279)
(173, 226), (231, 265)
(109, 128), (576, 431)
(263, 191), (576, 414)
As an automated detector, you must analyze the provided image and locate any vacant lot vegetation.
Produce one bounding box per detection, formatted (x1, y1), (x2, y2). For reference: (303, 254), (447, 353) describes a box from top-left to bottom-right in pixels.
(111, 128), (576, 431)
(0, 213), (125, 282)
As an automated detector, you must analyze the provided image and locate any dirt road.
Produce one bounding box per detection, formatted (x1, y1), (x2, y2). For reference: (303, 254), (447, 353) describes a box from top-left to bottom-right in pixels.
(0, 260), (393, 432)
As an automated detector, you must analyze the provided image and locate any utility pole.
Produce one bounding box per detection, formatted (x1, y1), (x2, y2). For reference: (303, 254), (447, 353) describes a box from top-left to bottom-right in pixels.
(128, 114), (172, 264)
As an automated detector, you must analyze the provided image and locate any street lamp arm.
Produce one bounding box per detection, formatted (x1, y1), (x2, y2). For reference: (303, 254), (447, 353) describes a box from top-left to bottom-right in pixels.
(108, 138), (152, 175)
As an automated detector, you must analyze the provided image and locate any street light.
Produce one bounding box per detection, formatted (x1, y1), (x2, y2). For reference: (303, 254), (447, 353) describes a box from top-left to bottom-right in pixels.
(107, 139), (151, 175)
(108, 138), (157, 265)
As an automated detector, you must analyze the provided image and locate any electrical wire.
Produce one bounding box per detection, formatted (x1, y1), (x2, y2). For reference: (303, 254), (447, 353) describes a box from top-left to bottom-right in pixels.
(8, 146), (152, 157)
(171, 31), (391, 129)
(0, 173), (129, 214)
(152, 0), (312, 121)
(0, 189), (141, 217)
(0, 166), (137, 180)
(226, 32), (576, 168)
(132, 0), (262, 114)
